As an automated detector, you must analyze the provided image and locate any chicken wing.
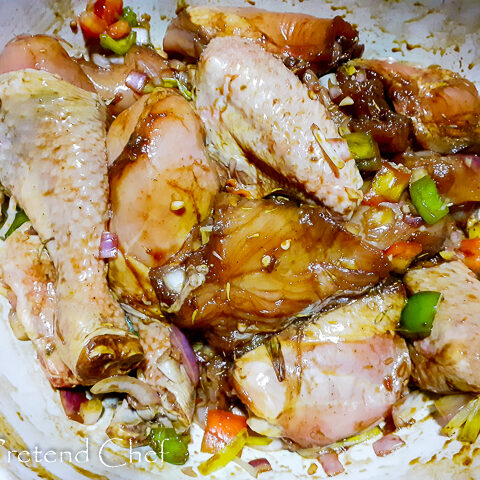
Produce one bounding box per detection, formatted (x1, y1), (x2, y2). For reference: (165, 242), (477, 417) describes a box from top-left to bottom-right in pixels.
(195, 36), (363, 217)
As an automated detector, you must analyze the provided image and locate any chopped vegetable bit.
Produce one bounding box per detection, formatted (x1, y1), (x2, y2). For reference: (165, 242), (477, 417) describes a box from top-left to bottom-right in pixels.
(198, 428), (248, 475)
(78, 10), (108, 38)
(298, 426), (382, 458)
(398, 291), (441, 339)
(148, 426), (189, 465)
(94, 0), (123, 25)
(459, 238), (480, 274)
(121, 6), (138, 26)
(2, 208), (29, 239)
(106, 18), (131, 39)
(161, 77), (193, 101)
(100, 30), (136, 55)
(409, 175), (449, 225)
(343, 64), (357, 76)
(245, 435), (273, 447)
(343, 132), (380, 171)
(364, 162), (411, 204)
(441, 396), (480, 443)
(385, 241), (422, 273)
(248, 457), (273, 477)
(201, 409), (247, 454)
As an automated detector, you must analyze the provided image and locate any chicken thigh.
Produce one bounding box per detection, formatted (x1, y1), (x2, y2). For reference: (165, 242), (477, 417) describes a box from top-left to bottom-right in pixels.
(233, 281), (410, 448)
(150, 193), (389, 351)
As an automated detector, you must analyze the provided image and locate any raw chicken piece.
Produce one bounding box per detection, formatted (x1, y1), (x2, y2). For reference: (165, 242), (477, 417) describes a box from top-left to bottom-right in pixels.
(0, 225), (76, 388)
(399, 152), (480, 205)
(355, 60), (480, 154)
(77, 45), (174, 115)
(164, 6), (362, 74)
(404, 261), (480, 393)
(150, 193), (389, 351)
(195, 37), (363, 217)
(334, 65), (413, 155)
(0, 69), (142, 383)
(107, 89), (221, 316)
(233, 281), (410, 448)
(1, 227), (195, 434)
(135, 319), (196, 429)
(95, 317), (197, 445)
(0, 35), (94, 92)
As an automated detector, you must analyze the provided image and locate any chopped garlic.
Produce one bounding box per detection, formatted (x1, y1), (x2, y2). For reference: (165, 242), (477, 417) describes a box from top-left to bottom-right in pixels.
(170, 200), (185, 211)
(339, 96), (354, 106)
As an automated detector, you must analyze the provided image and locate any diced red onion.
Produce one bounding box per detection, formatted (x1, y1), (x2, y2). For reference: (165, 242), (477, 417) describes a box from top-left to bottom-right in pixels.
(355, 71), (366, 83)
(373, 434), (405, 457)
(91, 375), (161, 406)
(59, 389), (102, 425)
(125, 70), (149, 94)
(329, 86), (342, 99)
(170, 324), (199, 385)
(462, 154), (480, 170)
(248, 458), (272, 477)
(99, 231), (118, 259)
(318, 452), (344, 477)
(60, 389), (87, 422)
(404, 214), (424, 228)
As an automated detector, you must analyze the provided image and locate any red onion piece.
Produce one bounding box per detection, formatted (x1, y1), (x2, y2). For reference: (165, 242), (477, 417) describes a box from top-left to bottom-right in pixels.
(404, 214), (424, 228)
(318, 452), (344, 477)
(329, 86), (342, 99)
(60, 389), (87, 422)
(99, 231), (118, 259)
(462, 154), (480, 170)
(355, 71), (366, 83)
(170, 324), (199, 385)
(248, 458), (272, 477)
(125, 70), (149, 94)
(434, 394), (474, 427)
(59, 389), (103, 425)
(373, 434), (405, 457)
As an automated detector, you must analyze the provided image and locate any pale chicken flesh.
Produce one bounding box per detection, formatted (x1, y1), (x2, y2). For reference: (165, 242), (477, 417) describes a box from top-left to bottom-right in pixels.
(233, 281), (410, 448)
(195, 36), (363, 216)
(0, 225), (76, 388)
(404, 261), (480, 394)
(0, 69), (142, 384)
